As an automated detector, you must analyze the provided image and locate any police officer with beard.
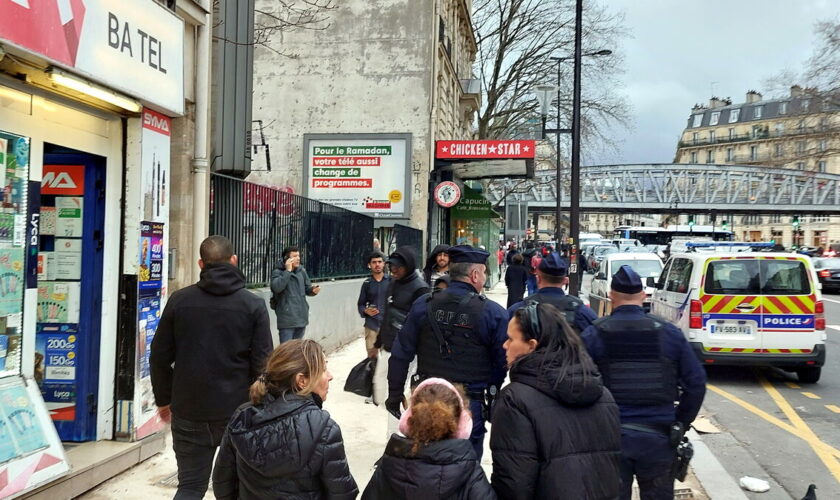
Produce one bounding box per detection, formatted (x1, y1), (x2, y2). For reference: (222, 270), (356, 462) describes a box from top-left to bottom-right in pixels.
(387, 245), (508, 460)
(581, 265), (706, 500)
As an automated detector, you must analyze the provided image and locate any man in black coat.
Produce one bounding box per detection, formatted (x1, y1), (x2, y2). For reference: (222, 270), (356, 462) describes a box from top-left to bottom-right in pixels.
(151, 235), (273, 499)
(373, 247), (429, 429)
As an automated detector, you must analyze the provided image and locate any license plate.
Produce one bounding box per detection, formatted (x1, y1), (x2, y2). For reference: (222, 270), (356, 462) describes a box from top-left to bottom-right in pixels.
(711, 324), (752, 335)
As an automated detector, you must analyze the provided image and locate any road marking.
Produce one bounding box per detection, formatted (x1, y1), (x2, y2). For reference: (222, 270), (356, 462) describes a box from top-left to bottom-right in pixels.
(786, 382), (801, 389)
(827, 405), (840, 414)
(827, 324), (840, 331)
(823, 297), (840, 305)
(757, 375), (840, 484)
(707, 383), (840, 462)
(802, 392), (822, 399)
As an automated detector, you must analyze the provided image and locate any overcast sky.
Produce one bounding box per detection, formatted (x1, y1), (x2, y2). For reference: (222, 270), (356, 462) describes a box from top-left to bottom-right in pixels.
(586, 0), (839, 166)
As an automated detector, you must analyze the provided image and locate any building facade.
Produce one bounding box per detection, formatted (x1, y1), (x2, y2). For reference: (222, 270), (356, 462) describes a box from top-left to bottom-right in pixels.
(0, 0), (212, 495)
(674, 87), (840, 247)
(249, 0), (479, 248)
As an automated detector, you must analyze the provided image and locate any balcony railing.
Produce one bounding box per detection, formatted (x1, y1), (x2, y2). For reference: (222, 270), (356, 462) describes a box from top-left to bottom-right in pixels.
(679, 125), (840, 148)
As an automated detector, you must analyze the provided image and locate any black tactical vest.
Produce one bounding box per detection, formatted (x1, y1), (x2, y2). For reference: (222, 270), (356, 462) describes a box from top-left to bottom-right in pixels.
(524, 291), (584, 331)
(593, 315), (679, 407)
(416, 290), (490, 383)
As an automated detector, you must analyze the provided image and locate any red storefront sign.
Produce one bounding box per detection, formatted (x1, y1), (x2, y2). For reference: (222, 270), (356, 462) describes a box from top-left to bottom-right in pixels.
(435, 140), (536, 159)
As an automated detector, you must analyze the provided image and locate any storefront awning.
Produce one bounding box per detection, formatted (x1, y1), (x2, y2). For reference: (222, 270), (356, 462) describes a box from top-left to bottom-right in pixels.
(435, 140), (536, 179)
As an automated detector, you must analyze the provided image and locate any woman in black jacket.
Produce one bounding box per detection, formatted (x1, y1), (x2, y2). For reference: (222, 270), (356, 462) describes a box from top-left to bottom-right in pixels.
(504, 253), (528, 308)
(363, 378), (495, 500)
(212, 340), (358, 500)
(491, 303), (622, 500)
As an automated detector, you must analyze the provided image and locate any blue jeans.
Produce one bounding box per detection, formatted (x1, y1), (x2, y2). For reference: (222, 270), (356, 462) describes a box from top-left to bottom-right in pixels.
(526, 275), (538, 295)
(619, 429), (676, 500)
(468, 398), (487, 461)
(278, 327), (306, 343)
(171, 415), (228, 499)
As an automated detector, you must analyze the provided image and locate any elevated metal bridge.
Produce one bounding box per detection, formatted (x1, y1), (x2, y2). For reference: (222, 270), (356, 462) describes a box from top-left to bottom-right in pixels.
(484, 163), (840, 214)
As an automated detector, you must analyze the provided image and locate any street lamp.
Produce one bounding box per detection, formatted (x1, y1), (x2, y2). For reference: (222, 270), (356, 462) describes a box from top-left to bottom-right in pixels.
(533, 42), (612, 295)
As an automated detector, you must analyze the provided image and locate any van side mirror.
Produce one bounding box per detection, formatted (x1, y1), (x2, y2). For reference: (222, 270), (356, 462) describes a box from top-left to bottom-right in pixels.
(595, 272), (606, 280)
(646, 276), (661, 289)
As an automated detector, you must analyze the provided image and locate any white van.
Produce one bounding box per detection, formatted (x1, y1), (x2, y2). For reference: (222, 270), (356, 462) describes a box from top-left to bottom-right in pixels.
(590, 253), (664, 312)
(649, 249), (826, 383)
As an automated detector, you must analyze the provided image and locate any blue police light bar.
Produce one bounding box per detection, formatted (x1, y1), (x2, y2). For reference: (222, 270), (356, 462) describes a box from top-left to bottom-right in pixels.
(685, 242), (774, 249)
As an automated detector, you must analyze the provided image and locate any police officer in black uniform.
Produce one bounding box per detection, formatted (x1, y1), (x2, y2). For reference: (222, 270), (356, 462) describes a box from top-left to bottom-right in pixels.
(581, 265), (707, 500)
(508, 251), (598, 334)
(386, 245), (508, 460)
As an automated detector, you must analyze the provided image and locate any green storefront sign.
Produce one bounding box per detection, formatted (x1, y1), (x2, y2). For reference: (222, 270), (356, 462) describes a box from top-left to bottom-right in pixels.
(451, 187), (500, 220)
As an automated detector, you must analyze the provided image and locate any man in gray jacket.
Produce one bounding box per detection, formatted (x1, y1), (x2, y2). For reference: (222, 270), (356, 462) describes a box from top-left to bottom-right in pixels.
(270, 246), (320, 342)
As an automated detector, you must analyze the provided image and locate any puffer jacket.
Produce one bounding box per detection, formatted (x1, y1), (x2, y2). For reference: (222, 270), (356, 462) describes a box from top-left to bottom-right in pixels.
(377, 247), (429, 351)
(362, 435), (496, 500)
(490, 350), (622, 500)
(212, 392), (358, 500)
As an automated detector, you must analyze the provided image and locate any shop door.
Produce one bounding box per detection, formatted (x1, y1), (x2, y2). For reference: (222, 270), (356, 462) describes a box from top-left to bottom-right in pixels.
(36, 149), (106, 442)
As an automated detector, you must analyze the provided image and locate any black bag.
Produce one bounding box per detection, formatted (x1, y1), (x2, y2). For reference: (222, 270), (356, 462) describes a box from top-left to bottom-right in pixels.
(344, 357), (377, 397)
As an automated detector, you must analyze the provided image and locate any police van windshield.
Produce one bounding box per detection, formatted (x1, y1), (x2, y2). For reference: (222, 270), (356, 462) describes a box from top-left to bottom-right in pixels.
(612, 259), (662, 278)
(703, 259), (810, 295)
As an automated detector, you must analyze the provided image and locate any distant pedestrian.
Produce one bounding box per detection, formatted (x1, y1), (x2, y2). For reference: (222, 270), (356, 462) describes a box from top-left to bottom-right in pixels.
(270, 246), (321, 343)
(357, 251), (390, 359)
(581, 265), (707, 500)
(374, 247), (429, 431)
(491, 303), (621, 500)
(505, 243), (519, 266)
(496, 246), (505, 280)
(213, 339), (358, 499)
(504, 254), (528, 308)
(423, 244), (451, 285)
(362, 378), (496, 500)
(150, 235), (273, 499)
(521, 243), (538, 295)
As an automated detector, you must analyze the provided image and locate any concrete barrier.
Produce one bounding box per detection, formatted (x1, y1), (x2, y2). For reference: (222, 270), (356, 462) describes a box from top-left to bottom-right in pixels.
(251, 277), (367, 353)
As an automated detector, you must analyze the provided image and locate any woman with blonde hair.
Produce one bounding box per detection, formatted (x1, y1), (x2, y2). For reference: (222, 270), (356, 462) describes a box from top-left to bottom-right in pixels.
(362, 378), (495, 499)
(213, 339), (358, 499)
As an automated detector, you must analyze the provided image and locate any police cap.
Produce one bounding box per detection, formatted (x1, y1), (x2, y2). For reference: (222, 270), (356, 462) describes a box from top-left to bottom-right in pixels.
(538, 252), (568, 276)
(611, 265), (643, 294)
(448, 245), (490, 264)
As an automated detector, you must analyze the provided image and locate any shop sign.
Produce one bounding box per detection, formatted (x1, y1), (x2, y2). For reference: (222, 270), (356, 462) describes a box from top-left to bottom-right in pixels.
(436, 140), (536, 159)
(451, 187), (499, 219)
(303, 134), (411, 218)
(0, 0), (184, 115)
(41, 165), (85, 195)
(433, 181), (461, 208)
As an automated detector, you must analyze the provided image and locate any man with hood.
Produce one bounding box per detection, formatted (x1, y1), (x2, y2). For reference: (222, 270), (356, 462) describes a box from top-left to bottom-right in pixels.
(423, 243), (450, 285)
(581, 266), (706, 500)
(150, 235), (273, 499)
(373, 246), (429, 431)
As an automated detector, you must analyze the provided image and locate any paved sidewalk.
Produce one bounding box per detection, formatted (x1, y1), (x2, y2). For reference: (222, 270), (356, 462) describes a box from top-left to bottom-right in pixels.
(81, 283), (728, 499)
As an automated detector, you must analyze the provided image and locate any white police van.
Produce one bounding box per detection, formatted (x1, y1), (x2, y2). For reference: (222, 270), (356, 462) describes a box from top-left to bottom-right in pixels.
(649, 242), (826, 383)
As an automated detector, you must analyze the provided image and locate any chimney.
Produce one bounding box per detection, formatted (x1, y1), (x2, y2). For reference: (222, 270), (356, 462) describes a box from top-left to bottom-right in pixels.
(708, 97), (726, 109)
(745, 90), (762, 104)
(790, 85), (803, 97)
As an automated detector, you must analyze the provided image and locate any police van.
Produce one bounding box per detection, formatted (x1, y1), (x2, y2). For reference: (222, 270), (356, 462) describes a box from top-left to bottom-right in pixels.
(649, 242), (826, 383)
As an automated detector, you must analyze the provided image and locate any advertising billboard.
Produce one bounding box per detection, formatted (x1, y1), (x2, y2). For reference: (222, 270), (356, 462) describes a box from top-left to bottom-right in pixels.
(303, 134), (412, 219)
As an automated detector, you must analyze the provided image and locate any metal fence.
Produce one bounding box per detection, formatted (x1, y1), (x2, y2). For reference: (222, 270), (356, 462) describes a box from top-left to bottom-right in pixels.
(210, 173), (375, 286)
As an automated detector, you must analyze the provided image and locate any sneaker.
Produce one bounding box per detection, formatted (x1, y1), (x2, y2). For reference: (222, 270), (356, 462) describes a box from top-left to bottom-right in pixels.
(364, 397), (374, 404)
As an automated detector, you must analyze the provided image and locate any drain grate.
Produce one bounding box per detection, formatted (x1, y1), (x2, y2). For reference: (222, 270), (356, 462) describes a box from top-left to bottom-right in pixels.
(674, 488), (694, 499)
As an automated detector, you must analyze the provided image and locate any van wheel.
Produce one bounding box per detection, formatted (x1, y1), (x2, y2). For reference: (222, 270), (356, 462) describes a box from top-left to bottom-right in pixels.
(796, 367), (821, 384)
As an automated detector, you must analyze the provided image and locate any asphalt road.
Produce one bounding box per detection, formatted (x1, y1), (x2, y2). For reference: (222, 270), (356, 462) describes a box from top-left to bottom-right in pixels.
(581, 273), (840, 499)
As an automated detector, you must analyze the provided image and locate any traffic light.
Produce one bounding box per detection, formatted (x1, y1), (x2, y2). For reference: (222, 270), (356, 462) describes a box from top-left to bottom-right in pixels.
(792, 216), (800, 229)
(722, 220), (729, 231)
(687, 215), (695, 227)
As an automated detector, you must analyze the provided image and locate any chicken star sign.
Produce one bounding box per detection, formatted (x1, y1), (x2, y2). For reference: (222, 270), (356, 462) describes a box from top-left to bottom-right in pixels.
(435, 140), (536, 160)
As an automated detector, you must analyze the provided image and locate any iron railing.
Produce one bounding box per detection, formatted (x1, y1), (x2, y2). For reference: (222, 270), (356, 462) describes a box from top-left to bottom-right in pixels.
(210, 173), (375, 286)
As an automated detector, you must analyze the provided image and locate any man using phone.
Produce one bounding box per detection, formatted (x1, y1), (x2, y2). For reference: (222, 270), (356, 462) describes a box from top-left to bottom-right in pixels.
(270, 246), (321, 343)
(357, 251), (390, 359)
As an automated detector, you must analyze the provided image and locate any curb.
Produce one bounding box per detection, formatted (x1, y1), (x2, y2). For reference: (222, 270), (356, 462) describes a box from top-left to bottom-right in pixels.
(688, 429), (749, 499)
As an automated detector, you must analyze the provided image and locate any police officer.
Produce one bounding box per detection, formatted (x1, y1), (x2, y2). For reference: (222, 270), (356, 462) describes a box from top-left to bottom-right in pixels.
(580, 265), (707, 500)
(386, 245), (508, 460)
(508, 251), (598, 334)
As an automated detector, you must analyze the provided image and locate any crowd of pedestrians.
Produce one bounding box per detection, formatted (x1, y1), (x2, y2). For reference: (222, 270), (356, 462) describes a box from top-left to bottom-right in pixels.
(150, 235), (706, 500)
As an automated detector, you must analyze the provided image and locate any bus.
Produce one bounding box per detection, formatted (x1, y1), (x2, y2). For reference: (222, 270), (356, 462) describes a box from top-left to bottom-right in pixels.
(612, 225), (734, 246)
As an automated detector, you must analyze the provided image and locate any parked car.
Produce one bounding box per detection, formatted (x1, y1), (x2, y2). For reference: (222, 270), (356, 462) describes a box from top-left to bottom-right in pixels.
(813, 257), (840, 293)
(650, 249), (826, 383)
(587, 245), (617, 273)
(590, 253), (664, 312)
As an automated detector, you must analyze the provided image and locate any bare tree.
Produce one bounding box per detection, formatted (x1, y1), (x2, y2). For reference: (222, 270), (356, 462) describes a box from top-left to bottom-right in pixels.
(473, 0), (630, 152)
(214, 0), (336, 56)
